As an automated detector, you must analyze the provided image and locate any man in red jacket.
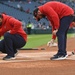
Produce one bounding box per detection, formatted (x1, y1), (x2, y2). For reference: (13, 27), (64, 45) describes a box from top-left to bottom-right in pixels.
(0, 14), (27, 60)
(33, 1), (74, 60)
(47, 15), (75, 47)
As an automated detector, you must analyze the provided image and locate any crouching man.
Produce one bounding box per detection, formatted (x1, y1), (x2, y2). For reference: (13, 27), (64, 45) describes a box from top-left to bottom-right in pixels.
(0, 14), (27, 60)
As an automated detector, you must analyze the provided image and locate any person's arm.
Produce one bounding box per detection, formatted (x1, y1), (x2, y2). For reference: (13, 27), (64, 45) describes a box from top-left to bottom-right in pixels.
(52, 26), (57, 40)
(43, 5), (60, 30)
(0, 28), (5, 37)
(47, 25), (57, 47)
(9, 18), (22, 34)
(43, 5), (59, 46)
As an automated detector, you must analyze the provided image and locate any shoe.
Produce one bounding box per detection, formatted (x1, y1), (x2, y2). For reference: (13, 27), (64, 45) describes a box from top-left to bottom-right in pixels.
(50, 54), (68, 60)
(3, 55), (16, 60)
(53, 53), (59, 56)
(15, 51), (19, 56)
(53, 53), (61, 57)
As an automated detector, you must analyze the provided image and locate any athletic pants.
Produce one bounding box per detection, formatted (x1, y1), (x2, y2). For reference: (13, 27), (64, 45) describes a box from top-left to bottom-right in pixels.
(0, 32), (26, 57)
(56, 15), (73, 55)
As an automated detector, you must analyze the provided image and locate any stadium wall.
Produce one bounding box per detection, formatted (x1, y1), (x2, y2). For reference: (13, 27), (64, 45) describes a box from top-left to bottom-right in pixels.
(25, 28), (75, 34)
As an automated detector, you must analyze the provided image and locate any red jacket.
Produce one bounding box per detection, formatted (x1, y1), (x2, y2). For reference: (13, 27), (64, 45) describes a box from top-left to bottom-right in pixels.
(38, 1), (74, 39)
(0, 14), (27, 41)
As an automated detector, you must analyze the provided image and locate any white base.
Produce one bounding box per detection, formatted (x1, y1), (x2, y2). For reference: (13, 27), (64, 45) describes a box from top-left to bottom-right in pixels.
(50, 43), (57, 47)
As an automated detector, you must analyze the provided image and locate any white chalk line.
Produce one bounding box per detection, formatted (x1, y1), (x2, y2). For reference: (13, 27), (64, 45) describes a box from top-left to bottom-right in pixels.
(0, 51), (75, 63)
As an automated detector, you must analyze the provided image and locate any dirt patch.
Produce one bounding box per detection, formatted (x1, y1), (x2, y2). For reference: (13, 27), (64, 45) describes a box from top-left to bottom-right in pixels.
(0, 37), (75, 75)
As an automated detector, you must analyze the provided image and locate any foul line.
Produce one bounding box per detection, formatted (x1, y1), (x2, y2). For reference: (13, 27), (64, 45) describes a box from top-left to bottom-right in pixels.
(0, 51), (75, 64)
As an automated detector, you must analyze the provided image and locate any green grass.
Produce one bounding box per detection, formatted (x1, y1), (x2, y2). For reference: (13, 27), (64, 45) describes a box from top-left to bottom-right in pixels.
(23, 33), (74, 48)
(0, 33), (74, 48)
(24, 34), (52, 48)
(67, 33), (74, 37)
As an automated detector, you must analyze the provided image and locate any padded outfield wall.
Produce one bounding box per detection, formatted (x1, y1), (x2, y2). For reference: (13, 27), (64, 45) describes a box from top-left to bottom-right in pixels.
(25, 28), (75, 34)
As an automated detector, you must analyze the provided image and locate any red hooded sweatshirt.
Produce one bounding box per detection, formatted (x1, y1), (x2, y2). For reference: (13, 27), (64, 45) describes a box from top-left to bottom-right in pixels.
(38, 1), (74, 39)
(0, 14), (27, 41)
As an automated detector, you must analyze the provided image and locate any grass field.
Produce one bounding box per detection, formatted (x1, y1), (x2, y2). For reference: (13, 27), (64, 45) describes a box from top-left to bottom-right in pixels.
(24, 34), (52, 48)
(23, 33), (74, 48)
(0, 33), (74, 48)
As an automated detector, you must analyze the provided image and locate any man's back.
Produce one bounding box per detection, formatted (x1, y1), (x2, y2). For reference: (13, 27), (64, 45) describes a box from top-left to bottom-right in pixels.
(39, 1), (74, 19)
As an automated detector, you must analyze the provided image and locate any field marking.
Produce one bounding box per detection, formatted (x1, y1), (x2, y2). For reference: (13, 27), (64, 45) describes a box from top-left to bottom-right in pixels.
(0, 51), (75, 64)
(0, 60), (38, 64)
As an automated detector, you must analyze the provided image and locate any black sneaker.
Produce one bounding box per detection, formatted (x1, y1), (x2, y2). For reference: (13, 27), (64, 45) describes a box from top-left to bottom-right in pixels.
(53, 53), (59, 56)
(50, 54), (68, 60)
(3, 55), (16, 60)
(15, 51), (19, 56)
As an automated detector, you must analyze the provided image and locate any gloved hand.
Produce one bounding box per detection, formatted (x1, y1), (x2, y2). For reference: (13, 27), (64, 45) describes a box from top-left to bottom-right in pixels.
(47, 39), (57, 47)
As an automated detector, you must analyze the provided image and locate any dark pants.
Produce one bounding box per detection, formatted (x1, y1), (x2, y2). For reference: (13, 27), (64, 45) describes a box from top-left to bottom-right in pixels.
(56, 16), (73, 55)
(0, 33), (26, 57)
